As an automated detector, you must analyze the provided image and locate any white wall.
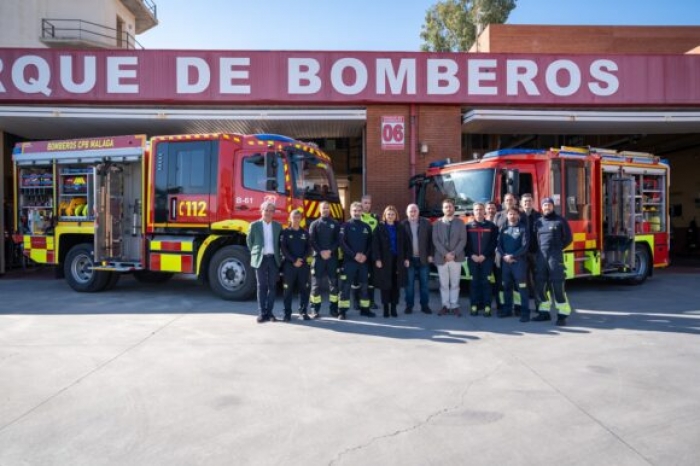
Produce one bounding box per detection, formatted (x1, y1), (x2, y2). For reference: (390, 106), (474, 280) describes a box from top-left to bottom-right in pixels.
(0, 0), (136, 48)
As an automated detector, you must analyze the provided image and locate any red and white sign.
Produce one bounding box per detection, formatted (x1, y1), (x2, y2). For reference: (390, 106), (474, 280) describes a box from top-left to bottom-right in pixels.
(1, 48), (700, 106)
(381, 116), (405, 151)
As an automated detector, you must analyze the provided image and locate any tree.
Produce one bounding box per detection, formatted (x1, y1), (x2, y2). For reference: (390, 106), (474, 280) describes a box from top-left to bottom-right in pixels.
(420, 0), (517, 52)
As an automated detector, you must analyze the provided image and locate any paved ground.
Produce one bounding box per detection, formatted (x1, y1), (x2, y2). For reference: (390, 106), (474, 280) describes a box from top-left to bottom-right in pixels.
(1, 265), (699, 466)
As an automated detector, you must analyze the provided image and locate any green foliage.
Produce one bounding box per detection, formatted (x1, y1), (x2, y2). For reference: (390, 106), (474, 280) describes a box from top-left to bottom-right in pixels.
(420, 0), (517, 52)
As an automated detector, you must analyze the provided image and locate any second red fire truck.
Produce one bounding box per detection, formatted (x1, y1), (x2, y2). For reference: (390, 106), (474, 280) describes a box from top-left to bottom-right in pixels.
(412, 146), (670, 284)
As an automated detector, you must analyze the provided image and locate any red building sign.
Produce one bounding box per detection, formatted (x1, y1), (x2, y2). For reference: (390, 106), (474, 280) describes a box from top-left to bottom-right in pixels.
(1, 48), (699, 106)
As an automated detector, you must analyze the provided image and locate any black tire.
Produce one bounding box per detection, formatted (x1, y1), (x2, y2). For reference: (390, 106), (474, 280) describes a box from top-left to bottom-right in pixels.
(133, 270), (174, 284)
(628, 243), (651, 285)
(64, 244), (110, 292)
(208, 245), (255, 300)
(103, 272), (121, 291)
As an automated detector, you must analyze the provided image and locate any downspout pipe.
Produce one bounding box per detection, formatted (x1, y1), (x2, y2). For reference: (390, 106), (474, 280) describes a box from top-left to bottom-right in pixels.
(410, 104), (417, 179)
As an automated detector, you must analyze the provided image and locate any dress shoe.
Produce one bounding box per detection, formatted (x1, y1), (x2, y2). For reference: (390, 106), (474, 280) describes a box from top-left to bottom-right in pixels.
(268, 315), (278, 322)
(438, 306), (449, 316)
(421, 306), (432, 315)
(404, 307), (414, 314)
(256, 315), (268, 323)
(532, 312), (551, 322)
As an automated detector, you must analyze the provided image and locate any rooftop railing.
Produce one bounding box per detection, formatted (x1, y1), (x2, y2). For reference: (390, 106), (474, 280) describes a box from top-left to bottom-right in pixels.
(41, 18), (144, 49)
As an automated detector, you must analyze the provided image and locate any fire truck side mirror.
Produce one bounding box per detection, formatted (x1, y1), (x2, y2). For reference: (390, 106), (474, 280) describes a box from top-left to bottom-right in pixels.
(265, 152), (279, 191)
(506, 169), (520, 196)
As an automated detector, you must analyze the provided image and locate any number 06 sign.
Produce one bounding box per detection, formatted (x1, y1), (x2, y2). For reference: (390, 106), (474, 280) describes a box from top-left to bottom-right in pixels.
(381, 116), (405, 151)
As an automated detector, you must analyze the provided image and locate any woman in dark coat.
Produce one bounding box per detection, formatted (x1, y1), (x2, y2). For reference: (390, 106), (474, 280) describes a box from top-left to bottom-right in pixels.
(372, 205), (409, 318)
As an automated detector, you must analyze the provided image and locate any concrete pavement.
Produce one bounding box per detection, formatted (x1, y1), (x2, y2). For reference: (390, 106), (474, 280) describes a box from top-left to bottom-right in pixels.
(1, 268), (699, 465)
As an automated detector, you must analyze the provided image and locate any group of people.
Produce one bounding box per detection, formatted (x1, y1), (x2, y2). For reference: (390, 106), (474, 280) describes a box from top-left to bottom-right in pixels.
(247, 192), (574, 327)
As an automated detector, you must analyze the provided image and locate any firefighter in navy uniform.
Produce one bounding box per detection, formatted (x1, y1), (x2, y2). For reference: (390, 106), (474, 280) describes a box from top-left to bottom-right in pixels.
(465, 202), (499, 317)
(280, 209), (312, 321)
(532, 197), (574, 326)
(497, 207), (530, 321)
(355, 194), (380, 310)
(309, 201), (340, 318)
(338, 201), (375, 320)
(520, 193), (542, 314)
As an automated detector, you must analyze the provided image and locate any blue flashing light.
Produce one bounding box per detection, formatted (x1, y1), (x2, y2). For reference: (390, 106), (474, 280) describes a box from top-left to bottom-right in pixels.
(253, 134), (296, 143)
(428, 158), (452, 168)
(483, 149), (546, 158)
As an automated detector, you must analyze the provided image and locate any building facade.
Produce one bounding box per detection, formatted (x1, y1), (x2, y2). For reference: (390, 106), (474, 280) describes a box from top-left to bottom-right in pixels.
(1, 5), (700, 272)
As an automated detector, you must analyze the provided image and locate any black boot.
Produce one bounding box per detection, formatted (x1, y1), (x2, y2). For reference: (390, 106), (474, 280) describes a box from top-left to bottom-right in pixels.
(383, 304), (390, 318)
(556, 314), (568, 326)
(532, 312), (551, 322)
(360, 307), (377, 318)
(390, 303), (398, 317)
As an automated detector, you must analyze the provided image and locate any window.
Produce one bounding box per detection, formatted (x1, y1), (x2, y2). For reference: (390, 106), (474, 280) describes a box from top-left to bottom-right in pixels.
(242, 153), (286, 194)
(499, 171), (533, 201)
(563, 160), (589, 222)
(290, 154), (339, 200)
(166, 141), (214, 195)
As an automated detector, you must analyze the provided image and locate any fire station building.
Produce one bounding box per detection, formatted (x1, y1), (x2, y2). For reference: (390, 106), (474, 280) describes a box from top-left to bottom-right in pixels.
(2, 0), (700, 273)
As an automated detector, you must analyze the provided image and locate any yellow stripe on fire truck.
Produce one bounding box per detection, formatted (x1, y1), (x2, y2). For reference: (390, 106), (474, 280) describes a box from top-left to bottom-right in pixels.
(22, 235), (55, 264)
(148, 237), (196, 273)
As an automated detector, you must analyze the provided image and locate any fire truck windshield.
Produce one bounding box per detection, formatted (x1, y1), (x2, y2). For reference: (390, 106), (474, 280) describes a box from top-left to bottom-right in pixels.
(290, 152), (340, 202)
(418, 168), (495, 216)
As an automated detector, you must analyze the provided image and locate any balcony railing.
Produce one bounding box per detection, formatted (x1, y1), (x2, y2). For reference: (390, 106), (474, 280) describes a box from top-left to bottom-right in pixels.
(41, 18), (144, 50)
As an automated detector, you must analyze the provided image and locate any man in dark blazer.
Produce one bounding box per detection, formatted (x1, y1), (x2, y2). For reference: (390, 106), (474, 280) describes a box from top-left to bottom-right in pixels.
(401, 203), (434, 314)
(247, 200), (282, 323)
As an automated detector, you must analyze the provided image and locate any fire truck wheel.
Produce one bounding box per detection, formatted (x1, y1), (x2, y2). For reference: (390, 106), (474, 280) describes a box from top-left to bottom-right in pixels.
(64, 244), (110, 292)
(208, 245), (255, 300)
(133, 270), (174, 284)
(628, 243), (651, 285)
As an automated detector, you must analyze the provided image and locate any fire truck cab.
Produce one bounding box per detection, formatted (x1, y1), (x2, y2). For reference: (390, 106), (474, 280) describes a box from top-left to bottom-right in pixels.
(13, 133), (343, 299)
(412, 146), (670, 284)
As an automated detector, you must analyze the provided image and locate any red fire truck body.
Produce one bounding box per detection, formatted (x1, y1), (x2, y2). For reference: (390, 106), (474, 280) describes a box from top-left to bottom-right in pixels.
(413, 146), (670, 283)
(13, 133), (343, 299)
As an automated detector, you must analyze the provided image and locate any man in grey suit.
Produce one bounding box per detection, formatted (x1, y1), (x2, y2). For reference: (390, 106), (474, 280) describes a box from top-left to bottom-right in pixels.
(432, 198), (467, 316)
(247, 200), (282, 323)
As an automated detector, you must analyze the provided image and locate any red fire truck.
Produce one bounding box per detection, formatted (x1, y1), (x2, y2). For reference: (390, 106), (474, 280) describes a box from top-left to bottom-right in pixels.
(412, 146), (670, 284)
(13, 133), (343, 299)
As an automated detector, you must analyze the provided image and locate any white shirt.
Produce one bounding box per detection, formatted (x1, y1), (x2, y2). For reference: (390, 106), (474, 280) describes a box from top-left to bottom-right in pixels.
(262, 220), (274, 255)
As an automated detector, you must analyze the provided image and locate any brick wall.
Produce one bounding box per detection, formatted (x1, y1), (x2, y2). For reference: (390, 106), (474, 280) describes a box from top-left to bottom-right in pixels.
(365, 105), (461, 217)
(477, 24), (700, 54)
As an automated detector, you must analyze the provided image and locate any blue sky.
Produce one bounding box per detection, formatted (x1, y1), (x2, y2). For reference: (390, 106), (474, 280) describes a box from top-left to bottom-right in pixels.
(139, 0), (700, 51)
